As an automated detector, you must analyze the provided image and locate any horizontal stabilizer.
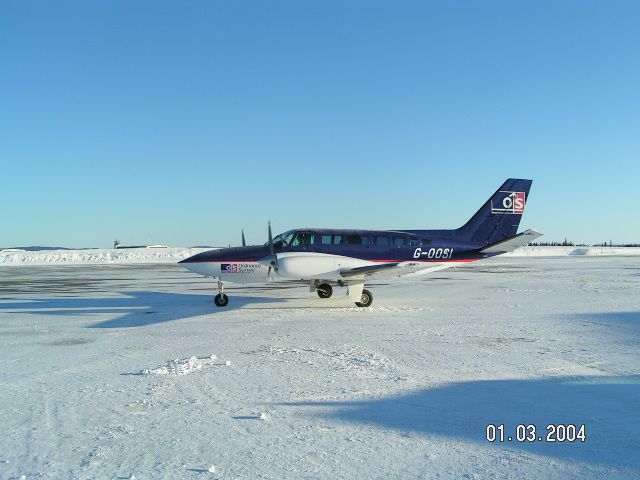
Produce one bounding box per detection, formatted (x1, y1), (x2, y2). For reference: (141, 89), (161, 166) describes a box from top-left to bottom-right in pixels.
(479, 229), (542, 254)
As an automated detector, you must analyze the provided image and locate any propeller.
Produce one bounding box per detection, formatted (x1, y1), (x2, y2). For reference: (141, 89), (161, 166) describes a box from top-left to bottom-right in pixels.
(241, 229), (246, 247)
(257, 221), (280, 279)
(266, 221), (278, 279)
(268, 221), (274, 255)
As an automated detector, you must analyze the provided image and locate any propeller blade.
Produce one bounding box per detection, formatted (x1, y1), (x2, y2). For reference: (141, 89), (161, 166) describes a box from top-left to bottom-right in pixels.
(242, 229), (246, 247)
(264, 221), (278, 279)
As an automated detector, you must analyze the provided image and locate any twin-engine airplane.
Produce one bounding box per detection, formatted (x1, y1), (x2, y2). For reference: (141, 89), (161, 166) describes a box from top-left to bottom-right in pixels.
(180, 179), (541, 307)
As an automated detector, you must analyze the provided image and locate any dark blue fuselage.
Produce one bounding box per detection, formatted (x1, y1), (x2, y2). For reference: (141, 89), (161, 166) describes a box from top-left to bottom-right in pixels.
(179, 178), (534, 285)
(180, 228), (487, 265)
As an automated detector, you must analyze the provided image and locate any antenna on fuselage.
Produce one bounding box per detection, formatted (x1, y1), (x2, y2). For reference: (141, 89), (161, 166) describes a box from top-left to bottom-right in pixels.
(242, 229), (246, 247)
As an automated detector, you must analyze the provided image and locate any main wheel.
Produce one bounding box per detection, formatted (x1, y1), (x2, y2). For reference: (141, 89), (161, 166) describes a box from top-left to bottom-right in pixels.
(317, 283), (333, 298)
(214, 293), (229, 307)
(355, 289), (373, 307)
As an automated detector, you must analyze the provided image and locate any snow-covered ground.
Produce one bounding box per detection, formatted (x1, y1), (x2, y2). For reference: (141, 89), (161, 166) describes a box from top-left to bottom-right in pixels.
(1, 256), (639, 479)
(2, 246), (640, 266)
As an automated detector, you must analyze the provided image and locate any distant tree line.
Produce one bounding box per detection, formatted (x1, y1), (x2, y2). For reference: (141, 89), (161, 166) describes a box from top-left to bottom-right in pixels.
(529, 239), (640, 247)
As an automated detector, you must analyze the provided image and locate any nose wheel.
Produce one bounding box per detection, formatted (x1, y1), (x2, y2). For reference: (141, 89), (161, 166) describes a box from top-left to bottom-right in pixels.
(214, 280), (229, 307)
(214, 293), (229, 307)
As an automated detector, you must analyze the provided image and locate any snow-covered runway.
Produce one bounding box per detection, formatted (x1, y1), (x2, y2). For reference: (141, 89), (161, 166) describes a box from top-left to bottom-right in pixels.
(1, 257), (639, 479)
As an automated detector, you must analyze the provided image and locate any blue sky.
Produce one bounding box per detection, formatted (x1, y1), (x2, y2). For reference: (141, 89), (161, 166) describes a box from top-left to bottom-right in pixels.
(2, 1), (639, 247)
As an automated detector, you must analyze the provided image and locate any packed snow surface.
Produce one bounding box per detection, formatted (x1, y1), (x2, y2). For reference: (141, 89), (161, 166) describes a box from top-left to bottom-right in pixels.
(2, 246), (640, 266)
(1, 257), (639, 479)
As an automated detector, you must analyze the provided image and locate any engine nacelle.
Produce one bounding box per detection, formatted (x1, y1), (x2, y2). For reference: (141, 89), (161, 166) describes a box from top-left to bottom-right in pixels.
(276, 252), (366, 280)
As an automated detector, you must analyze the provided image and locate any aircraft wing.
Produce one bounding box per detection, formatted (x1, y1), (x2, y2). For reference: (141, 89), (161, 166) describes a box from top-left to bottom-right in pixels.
(479, 229), (542, 254)
(339, 261), (455, 280)
(339, 262), (400, 277)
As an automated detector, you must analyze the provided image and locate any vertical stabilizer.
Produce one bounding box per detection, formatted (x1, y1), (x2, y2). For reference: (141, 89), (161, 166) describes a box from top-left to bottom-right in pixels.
(456, 178), (533, 246)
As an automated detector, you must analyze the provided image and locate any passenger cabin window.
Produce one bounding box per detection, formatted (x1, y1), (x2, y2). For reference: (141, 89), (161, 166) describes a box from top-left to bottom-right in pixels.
(321, 235), (332, 245)
(333, 235), (343, 245)
(408, 238), (420, 247)
(374, 236), (389, 247)
(421, 238), (432, 245)
(392, 236), (405, 247)
(346, 235), (366, 245)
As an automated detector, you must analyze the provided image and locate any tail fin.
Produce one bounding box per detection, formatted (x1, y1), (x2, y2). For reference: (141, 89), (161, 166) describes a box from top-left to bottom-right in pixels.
(457, 178), (533, 246)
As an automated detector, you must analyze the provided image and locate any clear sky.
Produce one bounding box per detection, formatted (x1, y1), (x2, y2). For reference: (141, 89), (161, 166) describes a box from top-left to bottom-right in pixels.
(2, 1), (639, 248)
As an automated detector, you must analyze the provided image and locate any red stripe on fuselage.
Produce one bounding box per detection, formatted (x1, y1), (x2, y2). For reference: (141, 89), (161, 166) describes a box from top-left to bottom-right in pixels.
(184, 258), (477, 264)
(184, 259), (260, 263)
(371, 259), (477, 263)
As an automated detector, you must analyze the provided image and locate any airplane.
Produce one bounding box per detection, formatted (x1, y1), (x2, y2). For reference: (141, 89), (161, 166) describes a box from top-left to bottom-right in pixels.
(179, 179), (541, 307)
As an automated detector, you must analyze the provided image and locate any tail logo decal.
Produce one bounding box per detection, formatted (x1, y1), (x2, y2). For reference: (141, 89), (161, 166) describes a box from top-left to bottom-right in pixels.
(491, 191), (526, 214)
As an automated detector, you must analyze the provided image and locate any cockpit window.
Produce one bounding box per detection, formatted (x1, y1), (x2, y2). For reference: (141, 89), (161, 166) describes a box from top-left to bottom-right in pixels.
(291, 231), (315, 247)
(270, 230), (295, 248)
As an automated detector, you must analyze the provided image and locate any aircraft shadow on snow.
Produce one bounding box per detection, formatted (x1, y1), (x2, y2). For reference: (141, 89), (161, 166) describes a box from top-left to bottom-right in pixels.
(0, 291), (287, 328)
(278, 310), (640, 469)
(284, 373), (640, 469)
(567, 311), (640, 328)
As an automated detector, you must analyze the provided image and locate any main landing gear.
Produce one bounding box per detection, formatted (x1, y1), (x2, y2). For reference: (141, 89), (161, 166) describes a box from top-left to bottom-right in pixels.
(313, 281), (373, 307)
(214, 280), (229, 307)
(213, 279), (374, 308)
(355, 289), (373, 308)
(316, 283), (333, 299)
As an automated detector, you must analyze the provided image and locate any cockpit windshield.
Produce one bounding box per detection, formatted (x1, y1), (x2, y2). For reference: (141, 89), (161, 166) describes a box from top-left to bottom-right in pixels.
(267, 230), (296, 248)
(266, 230), (317, 248)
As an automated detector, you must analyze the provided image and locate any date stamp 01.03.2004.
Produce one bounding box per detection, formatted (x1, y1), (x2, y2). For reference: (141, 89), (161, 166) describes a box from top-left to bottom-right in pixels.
(486, 424), (586, 443)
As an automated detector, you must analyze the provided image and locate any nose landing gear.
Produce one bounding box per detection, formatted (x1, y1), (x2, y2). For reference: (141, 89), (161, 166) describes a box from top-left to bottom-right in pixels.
(214, 280), (229, 307)
(214, 293), (229, 307)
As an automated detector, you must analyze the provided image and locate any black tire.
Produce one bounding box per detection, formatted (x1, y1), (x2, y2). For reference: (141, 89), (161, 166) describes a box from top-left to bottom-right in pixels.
(355, 289), (373, 307)
(214, 293), (229, 307)
(317, 283), (333, 299)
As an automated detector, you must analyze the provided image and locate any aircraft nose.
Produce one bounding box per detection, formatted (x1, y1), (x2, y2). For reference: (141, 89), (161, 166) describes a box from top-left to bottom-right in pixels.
(179, 251), (216, 276)
(179, 249), (215, 264)
(178, 252), (199, 265)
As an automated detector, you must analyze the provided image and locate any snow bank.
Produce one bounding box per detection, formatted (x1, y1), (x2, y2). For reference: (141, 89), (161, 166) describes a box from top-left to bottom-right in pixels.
(0, 247), (212, 266)
(1, 246), (639, 266)
(503, 246), (640, 257)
